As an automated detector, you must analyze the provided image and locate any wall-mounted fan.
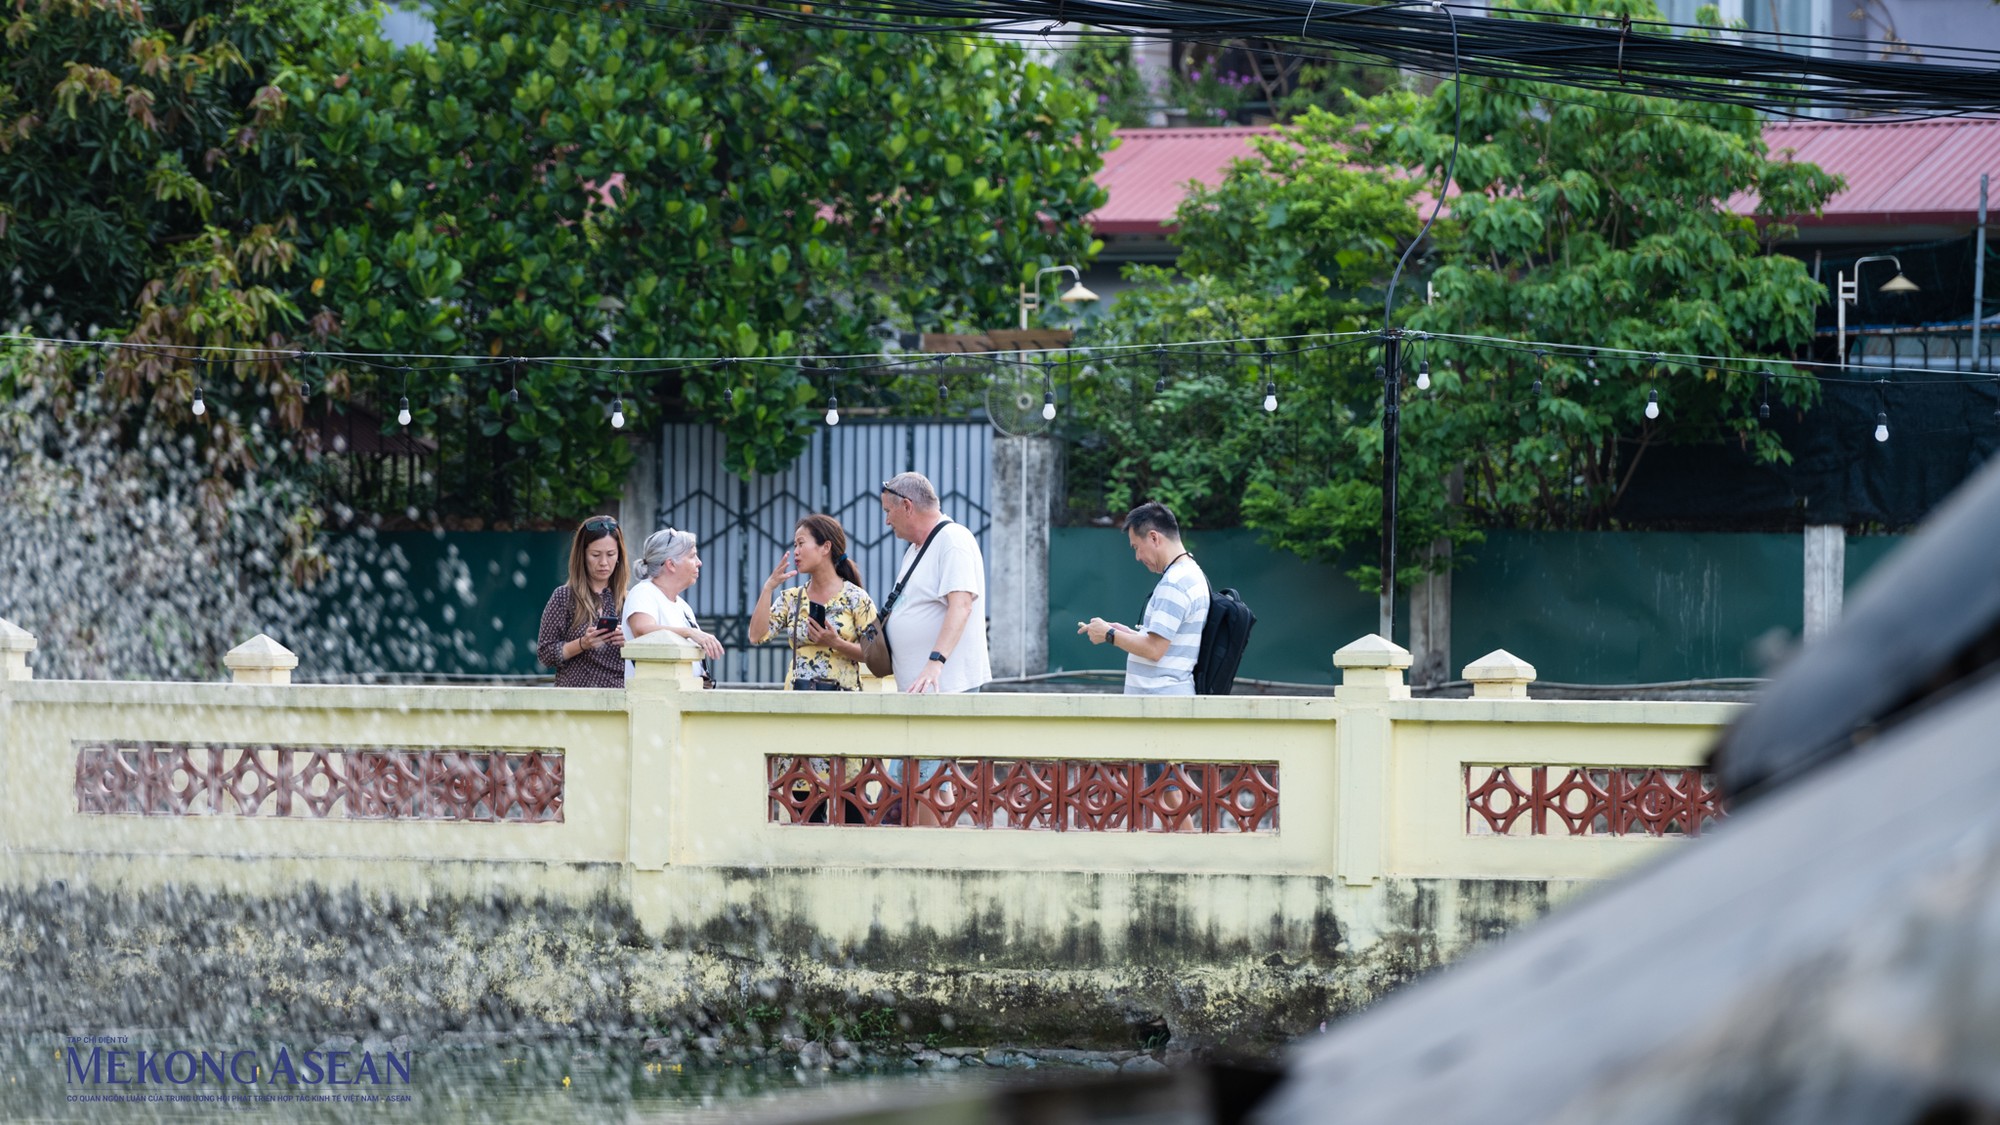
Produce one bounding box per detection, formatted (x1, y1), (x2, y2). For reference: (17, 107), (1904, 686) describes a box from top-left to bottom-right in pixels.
(984, 366), (1053, 437)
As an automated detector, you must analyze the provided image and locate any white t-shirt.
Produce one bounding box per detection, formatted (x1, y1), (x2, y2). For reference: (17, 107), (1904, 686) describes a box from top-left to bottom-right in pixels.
(623, 580), (703, 681)
(885, 520), (991, 692)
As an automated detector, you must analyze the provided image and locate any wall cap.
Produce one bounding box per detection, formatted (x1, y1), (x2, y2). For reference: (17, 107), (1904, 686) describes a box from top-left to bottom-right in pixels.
(1333, 634), (1413, 670)
(1465, 648), (1536, 699)
(0, 618), (37, 653)
(223, 634), (299, 671)
(1464, 649), (1536, 682)
(623, 630), (702, 662)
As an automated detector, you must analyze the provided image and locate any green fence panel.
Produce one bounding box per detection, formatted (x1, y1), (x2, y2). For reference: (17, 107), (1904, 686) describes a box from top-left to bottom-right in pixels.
(1451, 530), (1803, 683)
(315, 530), (569, 677)
(1048, 526), (1913, 686)
(1047, 527), (1391, 685)
(1844, 533), (1907, 592)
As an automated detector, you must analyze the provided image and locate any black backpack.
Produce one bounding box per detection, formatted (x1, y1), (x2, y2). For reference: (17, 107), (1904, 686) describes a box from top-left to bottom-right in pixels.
(1193, 587), (1256, 696)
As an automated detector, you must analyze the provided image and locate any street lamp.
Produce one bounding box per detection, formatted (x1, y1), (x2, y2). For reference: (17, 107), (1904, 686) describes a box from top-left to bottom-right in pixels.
(1836, 255), (1920, 368)
(1019, 265), (1099, 330)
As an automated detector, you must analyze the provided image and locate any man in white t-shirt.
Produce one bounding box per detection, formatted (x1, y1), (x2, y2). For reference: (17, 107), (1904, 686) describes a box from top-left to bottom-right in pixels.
(880, 471), (991, 693)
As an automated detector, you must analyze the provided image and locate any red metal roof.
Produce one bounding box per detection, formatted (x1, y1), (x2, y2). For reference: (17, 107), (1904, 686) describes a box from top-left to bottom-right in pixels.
(1755, 118), (2000, 228)
(1096, 118), (2000, 235)
(1092, 127), (1277, 234)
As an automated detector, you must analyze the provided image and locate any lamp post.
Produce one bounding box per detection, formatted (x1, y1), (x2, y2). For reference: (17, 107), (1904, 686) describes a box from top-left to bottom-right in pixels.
(1019, 265), (1099, 330)
(1836, 255), (1920, 368)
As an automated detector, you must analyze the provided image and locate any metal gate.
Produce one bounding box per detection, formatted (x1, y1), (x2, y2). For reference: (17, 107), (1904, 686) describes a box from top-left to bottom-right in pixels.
(655, 419), (993, 684)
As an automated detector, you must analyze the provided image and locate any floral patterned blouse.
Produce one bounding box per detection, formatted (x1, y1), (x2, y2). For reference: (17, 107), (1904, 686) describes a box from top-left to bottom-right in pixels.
(766, 582), (878, 690)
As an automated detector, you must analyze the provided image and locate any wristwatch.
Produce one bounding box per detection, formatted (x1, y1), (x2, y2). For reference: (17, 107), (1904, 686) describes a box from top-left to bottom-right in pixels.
(929, 651), (948, 664)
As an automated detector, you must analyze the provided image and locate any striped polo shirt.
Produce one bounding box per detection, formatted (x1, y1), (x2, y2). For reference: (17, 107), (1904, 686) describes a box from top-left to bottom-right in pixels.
(1126, 555), (1211, 696)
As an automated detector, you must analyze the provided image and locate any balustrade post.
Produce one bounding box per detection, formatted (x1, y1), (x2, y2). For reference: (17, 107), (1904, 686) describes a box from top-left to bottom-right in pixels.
(1464, 649), (1537, 699)
(624, 631), (704, 871)
(223, 634), (298, 685)
(0, 620), (32, 852)
(0, 619), (35, 683)
(1333, 634), (1412, 886)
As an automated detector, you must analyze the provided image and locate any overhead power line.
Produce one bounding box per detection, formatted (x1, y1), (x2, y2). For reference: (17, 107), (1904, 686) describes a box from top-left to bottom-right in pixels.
(640, 0), (2000, 118)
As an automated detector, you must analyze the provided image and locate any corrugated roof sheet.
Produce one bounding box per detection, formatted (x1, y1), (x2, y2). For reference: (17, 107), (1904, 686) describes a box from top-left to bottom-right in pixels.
(1097, 119), (2000, 234)
(1091, 127), (1276, 234)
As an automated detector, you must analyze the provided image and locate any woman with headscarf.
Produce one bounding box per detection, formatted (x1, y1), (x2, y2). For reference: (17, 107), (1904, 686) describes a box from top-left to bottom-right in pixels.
(749, 513), (878, 690)
(535, 515), (628, 687)
(624, 526), (724, 685)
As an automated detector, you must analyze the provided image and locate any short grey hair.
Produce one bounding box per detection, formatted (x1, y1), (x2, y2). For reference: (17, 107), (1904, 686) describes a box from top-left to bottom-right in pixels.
(882, 471), (939, 511)
(634, 527), (697, 581)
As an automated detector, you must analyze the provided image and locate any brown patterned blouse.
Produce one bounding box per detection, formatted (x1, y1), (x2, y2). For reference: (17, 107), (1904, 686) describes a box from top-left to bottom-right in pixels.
(536, 585), (625, 688)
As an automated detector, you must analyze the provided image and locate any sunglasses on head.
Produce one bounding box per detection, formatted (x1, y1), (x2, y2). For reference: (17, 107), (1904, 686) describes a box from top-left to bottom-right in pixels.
(583, 517), (619, 533)
(881, 481), (910, 503)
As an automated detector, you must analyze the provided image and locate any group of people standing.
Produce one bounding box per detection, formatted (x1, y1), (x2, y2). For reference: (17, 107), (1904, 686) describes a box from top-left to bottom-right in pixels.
(535, 472), (993, 693)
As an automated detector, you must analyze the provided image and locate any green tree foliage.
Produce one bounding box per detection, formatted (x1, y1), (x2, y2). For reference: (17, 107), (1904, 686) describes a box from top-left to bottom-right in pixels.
(0, 0), (344, 337)
(1071, 0), (1839, 592)
(301, 0), (1110, 506)
(1065, 130), (1419, 530)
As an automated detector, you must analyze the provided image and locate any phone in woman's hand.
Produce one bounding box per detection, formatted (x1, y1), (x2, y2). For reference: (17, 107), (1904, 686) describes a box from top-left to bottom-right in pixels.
(809, 602), (828, 628)
(596, 615), (618, 633)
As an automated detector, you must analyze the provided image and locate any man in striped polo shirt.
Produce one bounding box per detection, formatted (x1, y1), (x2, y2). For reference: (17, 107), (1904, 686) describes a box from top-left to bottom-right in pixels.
(1078, 501), (1211, 695)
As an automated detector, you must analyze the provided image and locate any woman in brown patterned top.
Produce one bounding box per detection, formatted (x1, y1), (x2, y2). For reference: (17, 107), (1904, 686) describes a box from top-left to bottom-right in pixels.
(536, 515), (629, 687)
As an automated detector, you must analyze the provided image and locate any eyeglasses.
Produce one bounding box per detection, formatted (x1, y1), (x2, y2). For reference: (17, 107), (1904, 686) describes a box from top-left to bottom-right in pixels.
(583, 517), (619, 533)
(881, 481), (910, 503)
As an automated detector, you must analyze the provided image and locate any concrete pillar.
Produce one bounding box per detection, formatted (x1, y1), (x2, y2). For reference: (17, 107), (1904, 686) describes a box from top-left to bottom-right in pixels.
(1408, 546), (1451, 689)
(989, 435), (1056, 680)
(622, 435), (662, 532)
(624, 629), (703, 871)
(1804, 524), (1845, 640)
(0, 618), (35, 683)
(1332, 634), (1412, 886)
(224, 634), (298, 685)
(1464, 649), (1536, 700)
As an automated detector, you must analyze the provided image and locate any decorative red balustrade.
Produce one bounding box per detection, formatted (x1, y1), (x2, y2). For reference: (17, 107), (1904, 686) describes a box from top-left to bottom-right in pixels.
(1466, 765), (1724, 837)
(73, 742), (564, 822)
(768, 757), (1280, 832)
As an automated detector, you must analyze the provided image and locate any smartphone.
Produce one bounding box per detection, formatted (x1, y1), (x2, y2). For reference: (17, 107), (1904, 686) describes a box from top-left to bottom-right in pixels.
(596, 615), (618, 633)
(809, 602), (828, 628)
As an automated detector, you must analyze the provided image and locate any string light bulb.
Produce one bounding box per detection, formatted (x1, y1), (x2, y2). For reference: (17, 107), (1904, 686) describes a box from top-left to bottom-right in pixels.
(1154, 377), (1167, 394)
(937, 381), (948, 402)
(824, 395), (839, 426)
(397, 396), (411, 427)
(1416, 360), (1431, 391)
(1263, 382), (1278, 412)
(1875, 411), (1889, 442)
(1644, 389), (1660, 420)
(1042, 389), (1057, 421)
(192, 387), (206, 417)
(1759, 371), (1772, 421)
(1531, 378), (1542, 397)
(611, 398), (626, 430)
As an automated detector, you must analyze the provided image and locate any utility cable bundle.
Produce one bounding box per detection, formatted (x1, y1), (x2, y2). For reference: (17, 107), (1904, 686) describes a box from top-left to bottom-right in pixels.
(640, 0), (2000, 118)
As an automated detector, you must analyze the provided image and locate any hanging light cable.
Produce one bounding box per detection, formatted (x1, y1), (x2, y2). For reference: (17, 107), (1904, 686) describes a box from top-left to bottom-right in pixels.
(192, 356), (208, 417)
(397, 366), (413, 427)
(1759, 371), (1773, 420)
(611, 368), (627, 430)
(1261, 347), (1277, 412)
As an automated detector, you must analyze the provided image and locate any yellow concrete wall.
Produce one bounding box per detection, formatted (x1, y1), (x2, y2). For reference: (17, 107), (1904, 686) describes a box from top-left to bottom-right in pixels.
(0, 628), (1743, 896)
(2, 681), (631, 867)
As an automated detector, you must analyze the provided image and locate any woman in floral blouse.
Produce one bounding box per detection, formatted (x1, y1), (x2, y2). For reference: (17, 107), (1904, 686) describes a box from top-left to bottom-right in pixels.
(748, 514), (878, 690)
